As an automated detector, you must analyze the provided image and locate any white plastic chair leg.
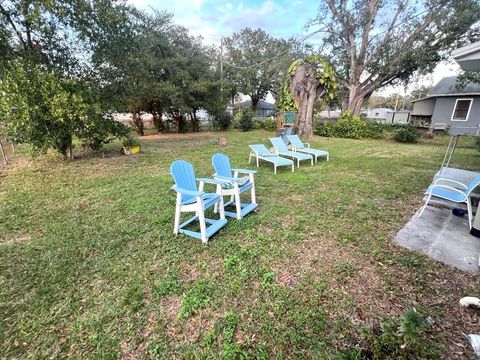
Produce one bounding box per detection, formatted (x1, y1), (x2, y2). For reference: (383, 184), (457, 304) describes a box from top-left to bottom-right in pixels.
(467, 198), (473, 229)
(234, 188), (241, 219)
(197, 198), (207, 243)
(250, 174), (256, 204)
(218, 195), (226, 220)
(174, 194), (181, 234)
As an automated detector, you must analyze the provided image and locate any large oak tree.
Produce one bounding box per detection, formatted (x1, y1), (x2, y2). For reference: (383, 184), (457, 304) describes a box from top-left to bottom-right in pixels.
(311, 0), (480, 114)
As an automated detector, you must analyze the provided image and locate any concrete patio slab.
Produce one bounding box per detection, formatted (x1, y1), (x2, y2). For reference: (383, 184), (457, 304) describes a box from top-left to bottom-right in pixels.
(395, 207), (480, 274)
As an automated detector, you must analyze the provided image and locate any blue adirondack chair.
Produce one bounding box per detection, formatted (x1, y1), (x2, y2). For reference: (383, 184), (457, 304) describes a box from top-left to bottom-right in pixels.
(419, 175), (480, 229)
(248, 144), (294, 173)
(212, 153), (258, 219)
(269, 137), (313, 167)
(170, 160), (228, 243)
(287, 135), (329, 162)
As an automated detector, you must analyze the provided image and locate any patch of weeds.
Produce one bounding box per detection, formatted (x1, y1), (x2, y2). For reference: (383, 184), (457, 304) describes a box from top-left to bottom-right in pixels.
(177, 281), (212, 319)
(314, 278), (328, 296)
(153, 270), (182, 297)
(282, 229), (301, 244)
(362, 308), (439, 358)
(260, 271), (276, 287)
(221, 311), (247, 359)
(201, 330), (215, 348)
(334, 260), (357, 278)
(224, 254), (249, 279)
(224, 246), (260, 280)
(398, 255), (422, 268)
(123, 283), (145, 312)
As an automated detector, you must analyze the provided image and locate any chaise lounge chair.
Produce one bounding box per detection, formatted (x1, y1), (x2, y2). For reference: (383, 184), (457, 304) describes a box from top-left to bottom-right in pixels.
(212, 153), (258, 219)
(418, 175), (480, 229)
(269, 137), (313, 167)
(287, 135), (329, 162)
(248, 144), (294, 173)
(170, 160), (228, 243)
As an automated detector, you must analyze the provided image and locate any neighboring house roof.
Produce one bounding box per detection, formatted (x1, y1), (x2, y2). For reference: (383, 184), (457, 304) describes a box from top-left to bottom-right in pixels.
(424, 76), (480, 98)
(410, 96), (434, 103)
(370, 107), (393, 112)
(233, 99), (275, 110)
(452, 41), (480, 71)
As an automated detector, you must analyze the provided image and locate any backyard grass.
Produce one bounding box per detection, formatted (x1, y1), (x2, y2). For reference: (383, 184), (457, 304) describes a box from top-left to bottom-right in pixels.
(1, 130), (480, 359)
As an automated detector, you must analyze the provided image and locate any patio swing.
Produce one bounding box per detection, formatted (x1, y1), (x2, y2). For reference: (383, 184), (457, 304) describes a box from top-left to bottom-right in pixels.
(422, 131), (480, 236)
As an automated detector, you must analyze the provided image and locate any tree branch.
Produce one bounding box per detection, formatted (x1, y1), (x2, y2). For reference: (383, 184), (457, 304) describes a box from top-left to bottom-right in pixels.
(0, 3), (27, 51)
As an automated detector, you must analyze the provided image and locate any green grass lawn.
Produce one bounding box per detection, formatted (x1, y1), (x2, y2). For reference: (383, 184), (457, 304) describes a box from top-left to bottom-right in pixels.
(1, 130), (480, 359)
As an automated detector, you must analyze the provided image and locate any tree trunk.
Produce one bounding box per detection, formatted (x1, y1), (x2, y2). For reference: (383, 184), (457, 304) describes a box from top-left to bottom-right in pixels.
(250, 95), (260, 114)
(289, 64), (326, 137)
(131, 111), (144, 136)
(151, 107), (163, 133)
(58, 134), (74, 160)
(191, 110), (199, 132)
(343, 85), (372, 115)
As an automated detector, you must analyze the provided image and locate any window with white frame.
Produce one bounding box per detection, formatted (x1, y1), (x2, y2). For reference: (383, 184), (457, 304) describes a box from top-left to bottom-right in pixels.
(451, 98), (473, 121)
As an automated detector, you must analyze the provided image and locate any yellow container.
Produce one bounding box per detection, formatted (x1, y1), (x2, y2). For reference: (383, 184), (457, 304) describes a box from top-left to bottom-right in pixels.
(123, 145), (141, 155)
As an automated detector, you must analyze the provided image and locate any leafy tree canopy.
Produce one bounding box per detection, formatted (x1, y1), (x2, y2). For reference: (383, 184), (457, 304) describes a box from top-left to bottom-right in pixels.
(310, 0), (480, 114)
(223, 28), (299, 110)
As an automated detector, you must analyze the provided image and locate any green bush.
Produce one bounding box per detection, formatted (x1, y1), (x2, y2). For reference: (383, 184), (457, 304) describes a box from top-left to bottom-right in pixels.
(238, 109), (254, 132)
(313, 122), (336, 137)
(314, 112), (383, 139)
(393, 125), (421, 143)
(262, 117), (277, 131)
(81, 114), (130, 150)
(251, 117), (277, 131)
(122, 137), (141, 147)
(212, 111), (233, 131)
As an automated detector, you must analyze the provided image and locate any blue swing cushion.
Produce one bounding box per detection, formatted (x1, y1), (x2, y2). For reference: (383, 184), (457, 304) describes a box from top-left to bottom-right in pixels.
(222, 176), (250, 189)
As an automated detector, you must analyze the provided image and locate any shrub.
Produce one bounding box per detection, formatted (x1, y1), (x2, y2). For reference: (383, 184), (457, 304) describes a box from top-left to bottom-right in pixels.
(238, 109), (254, 132)
(122, 137), (141, 147)
(393, 125), (421, 143)
(314, 122), (336, 137)
(314, 112), (383, 139)
(252, 117), (277, 131)
(334, 112), (383, 139)
(212, 111), (233, 131)
(262, 117), (277, 131)
(80, 114), (130, 151)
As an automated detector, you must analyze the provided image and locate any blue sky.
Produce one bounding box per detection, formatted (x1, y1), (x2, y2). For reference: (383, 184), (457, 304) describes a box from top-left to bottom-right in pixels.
(129, 0), (320, 44)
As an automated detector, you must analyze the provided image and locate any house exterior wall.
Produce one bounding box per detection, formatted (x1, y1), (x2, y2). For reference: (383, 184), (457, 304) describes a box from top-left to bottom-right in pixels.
(411, 98), (435, 116)
(386, 111), (410, 124)
(430, 96), (480, 135)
